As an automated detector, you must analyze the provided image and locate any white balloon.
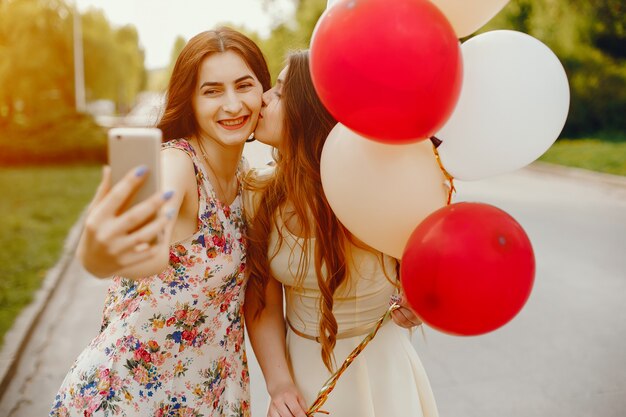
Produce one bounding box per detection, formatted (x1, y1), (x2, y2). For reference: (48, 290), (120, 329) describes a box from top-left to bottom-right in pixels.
(429, 0), (509, 37)
(326, 0), (340, 9)
(321, 124), (447, 258)
(436, 30), (570, 180)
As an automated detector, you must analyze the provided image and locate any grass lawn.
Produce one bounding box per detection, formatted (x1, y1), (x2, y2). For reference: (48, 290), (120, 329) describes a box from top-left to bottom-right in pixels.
(0, 165), (101, 347)
(540, 138), (626, 176)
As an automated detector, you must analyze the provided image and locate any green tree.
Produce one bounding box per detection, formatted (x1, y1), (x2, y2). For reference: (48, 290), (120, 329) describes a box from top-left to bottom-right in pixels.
(81, 9), (119, 103)
(113, 25), (146, 112)
(166, 36), (187, 78)
(483, 0), (626, 136)
(0, 0), (146, 164)
(146, 35), (186, 93)
(81, 10), (145, 113)
(0, 0), (75, 126)
(253, 0), (326, 79)
(585, 0), (625, 60)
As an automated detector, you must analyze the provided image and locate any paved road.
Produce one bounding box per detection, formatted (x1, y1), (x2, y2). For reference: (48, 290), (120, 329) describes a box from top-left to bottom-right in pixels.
(1, 142), (624, 416)
(412, 164), (626, 417)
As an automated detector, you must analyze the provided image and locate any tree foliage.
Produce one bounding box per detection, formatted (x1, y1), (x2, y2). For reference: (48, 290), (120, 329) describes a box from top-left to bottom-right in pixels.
(0, 0), (145, 127)
(242, 0), (326, 80)
(482, 0), (626, 136)
(259, 0), (625, 137)
(0, 0), (145, 164)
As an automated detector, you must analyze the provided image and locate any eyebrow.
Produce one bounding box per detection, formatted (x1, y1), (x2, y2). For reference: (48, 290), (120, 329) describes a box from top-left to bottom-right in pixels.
(200, 75), (255, 88)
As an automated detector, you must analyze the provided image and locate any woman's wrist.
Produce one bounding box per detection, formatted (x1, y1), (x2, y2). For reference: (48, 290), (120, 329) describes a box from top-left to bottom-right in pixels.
(267, 376), (296, 396)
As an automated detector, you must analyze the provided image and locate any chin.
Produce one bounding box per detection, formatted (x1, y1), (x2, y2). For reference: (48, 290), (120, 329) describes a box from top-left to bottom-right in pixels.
(255, 135), (280, 148)
(254, 133), (270, 145)
(218, 133), (252, 147)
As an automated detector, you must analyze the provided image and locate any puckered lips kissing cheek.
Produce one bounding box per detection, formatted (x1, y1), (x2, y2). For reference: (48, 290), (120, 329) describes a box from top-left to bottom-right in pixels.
(217, 115), (251, 131)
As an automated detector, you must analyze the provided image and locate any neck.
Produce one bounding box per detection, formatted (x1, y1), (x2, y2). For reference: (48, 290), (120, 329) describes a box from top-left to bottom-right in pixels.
(192, 134), (243, 180)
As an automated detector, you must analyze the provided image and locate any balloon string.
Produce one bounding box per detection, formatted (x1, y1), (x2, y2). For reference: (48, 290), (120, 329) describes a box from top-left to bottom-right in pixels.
(430, 136), (455, 205)
(306, 303), (401, 416)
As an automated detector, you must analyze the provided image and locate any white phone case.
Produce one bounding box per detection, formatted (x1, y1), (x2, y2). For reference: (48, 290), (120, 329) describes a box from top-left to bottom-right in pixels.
(107, 127), (162, 208)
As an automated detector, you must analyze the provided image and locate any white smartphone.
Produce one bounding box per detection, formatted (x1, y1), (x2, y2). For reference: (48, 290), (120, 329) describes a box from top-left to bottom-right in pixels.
(107, 127), (162, 208)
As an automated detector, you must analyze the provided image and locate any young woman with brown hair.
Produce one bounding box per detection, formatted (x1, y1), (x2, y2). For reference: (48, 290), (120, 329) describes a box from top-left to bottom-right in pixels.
(245, 51), (439, 417)
(50, 27), (270, 417)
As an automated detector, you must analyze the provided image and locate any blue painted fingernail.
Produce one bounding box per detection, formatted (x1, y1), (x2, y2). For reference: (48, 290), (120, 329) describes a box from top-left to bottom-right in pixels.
(162, 190), (174, 201)
(135, 166), (148, 177)
(165, 208), (176, 219)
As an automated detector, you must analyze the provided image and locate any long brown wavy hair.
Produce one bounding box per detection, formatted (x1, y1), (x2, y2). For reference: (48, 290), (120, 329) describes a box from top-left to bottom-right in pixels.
(246, 51), (367, 371)
(157, 27), (271, 141)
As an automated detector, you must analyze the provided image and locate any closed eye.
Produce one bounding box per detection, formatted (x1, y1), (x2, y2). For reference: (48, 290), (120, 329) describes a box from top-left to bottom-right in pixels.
(237, 83), (254, 91)
(202, 88), (221, 96)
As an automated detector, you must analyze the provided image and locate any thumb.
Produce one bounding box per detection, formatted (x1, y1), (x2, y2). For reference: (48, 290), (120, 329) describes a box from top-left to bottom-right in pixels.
(88, 165), (112, 212)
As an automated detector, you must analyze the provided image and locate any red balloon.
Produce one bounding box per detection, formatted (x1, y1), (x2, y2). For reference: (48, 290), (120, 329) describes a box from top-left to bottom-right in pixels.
(310, 0), (463, 144)
(401, 202), (535, 336)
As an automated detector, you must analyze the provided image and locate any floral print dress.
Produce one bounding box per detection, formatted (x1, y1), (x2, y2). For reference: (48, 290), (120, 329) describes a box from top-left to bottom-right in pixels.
(51, 139), (250, 417)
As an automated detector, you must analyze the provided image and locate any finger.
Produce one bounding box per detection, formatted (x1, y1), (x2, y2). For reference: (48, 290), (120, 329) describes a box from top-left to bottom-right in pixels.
(109, 190), (174, 236)
(297, 394), (308, 413)
(87, 166), (112, 214)
(91, 165), (151, 221)
(286, 397), (307, 417)
(393, 308), (421, 328)
(115, 242), (164, 267)
(84, 168), (111, 223)
(276, 401), (295, 417)
(107, 214), (170, 256)
(268, 407), (281, 417)
(392, 309), (418, 328)
(398, 306), (422, 326)
(392, 310), (412, 328)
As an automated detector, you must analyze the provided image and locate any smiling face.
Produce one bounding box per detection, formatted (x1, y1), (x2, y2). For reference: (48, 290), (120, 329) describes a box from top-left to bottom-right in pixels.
(192, 50), (264, 147)
(255, 65), (288, 148)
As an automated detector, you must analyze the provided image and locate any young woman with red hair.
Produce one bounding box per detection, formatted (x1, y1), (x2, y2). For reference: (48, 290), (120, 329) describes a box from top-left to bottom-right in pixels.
(51, 27), (270, 417)
(245, 51), (439, 417)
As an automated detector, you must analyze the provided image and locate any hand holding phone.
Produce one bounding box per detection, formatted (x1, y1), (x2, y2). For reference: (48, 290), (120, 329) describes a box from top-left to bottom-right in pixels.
(79, 127), (170, 278)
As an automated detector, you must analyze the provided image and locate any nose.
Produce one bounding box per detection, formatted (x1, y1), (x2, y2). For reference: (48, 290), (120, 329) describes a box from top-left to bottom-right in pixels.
(222, 89), (243, 114)
(262, 90), (272, 106)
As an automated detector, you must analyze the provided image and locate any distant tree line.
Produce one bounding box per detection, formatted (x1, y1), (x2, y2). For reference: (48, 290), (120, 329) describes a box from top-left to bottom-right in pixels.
(0, 0), (145, 164)
(1, 0), (622, 166)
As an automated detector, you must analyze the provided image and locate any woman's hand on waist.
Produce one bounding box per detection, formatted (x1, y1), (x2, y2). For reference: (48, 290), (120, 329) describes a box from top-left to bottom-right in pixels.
(390, 293), (423, 329)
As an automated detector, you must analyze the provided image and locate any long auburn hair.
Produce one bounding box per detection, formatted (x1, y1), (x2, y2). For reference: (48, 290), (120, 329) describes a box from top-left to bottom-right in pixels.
(157, 27), (271, 141)
(246, 51), (363, 371)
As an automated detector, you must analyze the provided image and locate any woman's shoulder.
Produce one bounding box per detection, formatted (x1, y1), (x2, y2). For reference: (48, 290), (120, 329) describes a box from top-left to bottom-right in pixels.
(242, 164), (276, 218)
(161, 141), (197, 191)
(161, 138), (196, 169)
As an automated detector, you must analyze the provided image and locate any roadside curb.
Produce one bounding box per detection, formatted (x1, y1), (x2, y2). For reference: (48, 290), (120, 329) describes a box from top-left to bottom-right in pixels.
(0, 214), (85, 402)
(529, 161), (626, 189)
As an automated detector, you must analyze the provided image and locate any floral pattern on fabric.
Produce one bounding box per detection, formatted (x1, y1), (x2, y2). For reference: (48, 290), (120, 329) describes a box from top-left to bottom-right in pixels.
(51, 139), (250, 417)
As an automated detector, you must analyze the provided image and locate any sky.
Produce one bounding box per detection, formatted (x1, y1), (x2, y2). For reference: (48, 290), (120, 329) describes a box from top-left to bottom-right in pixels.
(75, 0), (296, 69)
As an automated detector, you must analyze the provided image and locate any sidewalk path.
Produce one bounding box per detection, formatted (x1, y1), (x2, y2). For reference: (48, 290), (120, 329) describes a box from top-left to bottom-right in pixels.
(1, 141), (625, 416)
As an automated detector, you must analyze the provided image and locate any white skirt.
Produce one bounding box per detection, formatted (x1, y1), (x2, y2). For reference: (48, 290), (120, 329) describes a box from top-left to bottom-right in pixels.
(286, 322), (439, 417)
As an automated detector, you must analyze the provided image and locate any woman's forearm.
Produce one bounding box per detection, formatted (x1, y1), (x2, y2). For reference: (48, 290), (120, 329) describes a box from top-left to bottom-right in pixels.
(245, 277), (294, 394)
